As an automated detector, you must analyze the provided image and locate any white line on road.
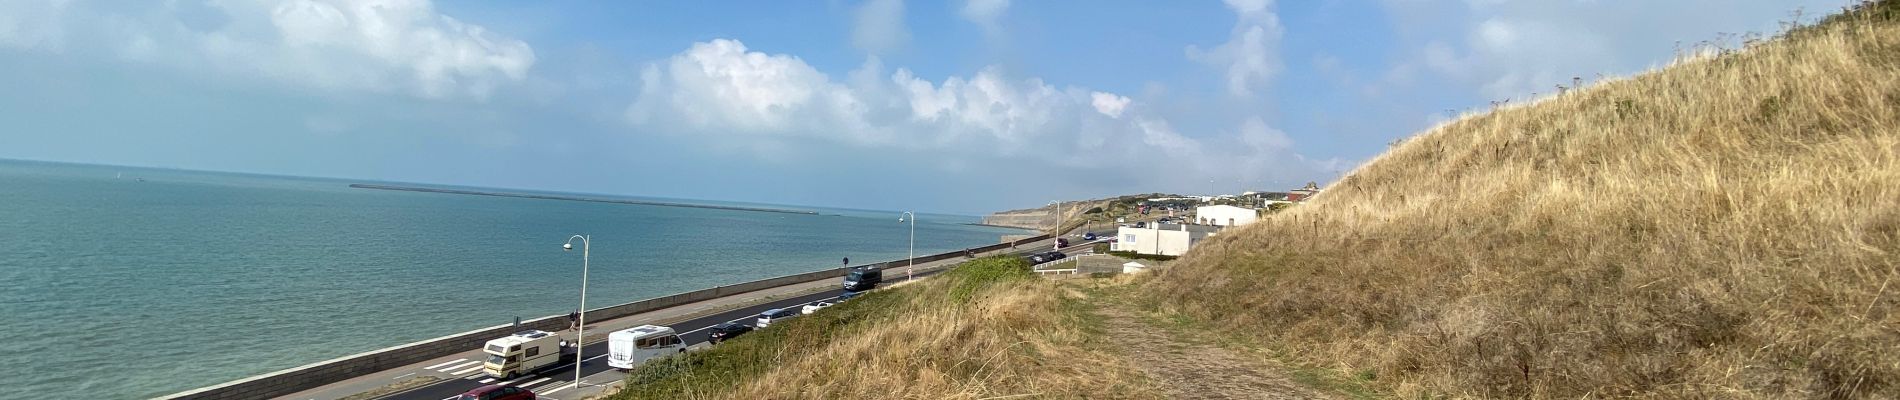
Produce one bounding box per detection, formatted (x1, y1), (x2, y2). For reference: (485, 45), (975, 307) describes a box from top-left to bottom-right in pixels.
(478, 377), (495, 383)
(521, 377), (553, 388)
(423, 358), (469, 370)
(446, 365), (484, 376)
(437, 360), (481, 372)
(539, 382), (576, 395)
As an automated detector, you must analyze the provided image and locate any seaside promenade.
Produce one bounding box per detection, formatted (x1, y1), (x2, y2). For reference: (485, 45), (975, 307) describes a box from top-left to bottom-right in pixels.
(162, 236), (1089, 400)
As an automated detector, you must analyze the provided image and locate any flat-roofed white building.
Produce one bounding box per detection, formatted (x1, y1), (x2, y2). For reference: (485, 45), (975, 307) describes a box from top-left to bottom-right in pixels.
(1112, 223), (1221, 256)
(1195, 205), (1259, 227)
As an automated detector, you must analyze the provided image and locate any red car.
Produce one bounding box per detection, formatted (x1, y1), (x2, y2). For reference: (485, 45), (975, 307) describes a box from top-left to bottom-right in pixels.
(457, 385), (535, 400)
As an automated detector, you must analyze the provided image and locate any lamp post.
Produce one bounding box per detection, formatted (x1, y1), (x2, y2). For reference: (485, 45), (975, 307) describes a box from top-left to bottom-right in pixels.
(561, 235), (590, 389)
(1048, 200), (1062, 235)
(898, 212), (915, 281)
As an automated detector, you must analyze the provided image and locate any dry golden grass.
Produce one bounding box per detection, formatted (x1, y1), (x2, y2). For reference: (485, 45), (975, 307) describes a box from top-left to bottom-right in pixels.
(1141, 3), (1900, 399)
(611, 257), (1159, 400)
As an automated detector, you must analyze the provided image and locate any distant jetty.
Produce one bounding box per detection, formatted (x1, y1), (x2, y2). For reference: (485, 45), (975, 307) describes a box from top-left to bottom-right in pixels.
(349, 184), (818, 215)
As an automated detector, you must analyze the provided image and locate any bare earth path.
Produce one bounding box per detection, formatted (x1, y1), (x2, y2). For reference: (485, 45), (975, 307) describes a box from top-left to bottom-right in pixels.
(1091, 290), (1326, 400)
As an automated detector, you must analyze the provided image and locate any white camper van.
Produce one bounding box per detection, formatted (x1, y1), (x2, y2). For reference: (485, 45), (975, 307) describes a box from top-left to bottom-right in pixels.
(607, 325), (685, 370)
(481, 330), (575, 379)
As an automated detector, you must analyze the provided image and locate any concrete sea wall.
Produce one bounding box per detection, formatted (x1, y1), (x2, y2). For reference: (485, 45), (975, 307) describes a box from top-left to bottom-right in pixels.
(158, 234), (1051, 400)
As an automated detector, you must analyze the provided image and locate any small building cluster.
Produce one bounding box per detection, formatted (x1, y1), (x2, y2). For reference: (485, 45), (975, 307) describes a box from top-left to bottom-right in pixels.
(1111, 182), (1321, 256)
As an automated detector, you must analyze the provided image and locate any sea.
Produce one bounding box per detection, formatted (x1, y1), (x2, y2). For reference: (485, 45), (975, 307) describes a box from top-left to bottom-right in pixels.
(0, 159), (1029, 399)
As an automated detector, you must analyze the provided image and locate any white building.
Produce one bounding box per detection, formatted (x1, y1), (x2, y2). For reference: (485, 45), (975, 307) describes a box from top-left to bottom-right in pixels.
(1195, 205), (1259, 227)
(1112, 223), (1221, 256)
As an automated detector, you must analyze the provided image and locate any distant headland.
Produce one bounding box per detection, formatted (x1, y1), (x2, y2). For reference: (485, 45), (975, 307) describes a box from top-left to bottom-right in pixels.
(348, 183), (818, 215)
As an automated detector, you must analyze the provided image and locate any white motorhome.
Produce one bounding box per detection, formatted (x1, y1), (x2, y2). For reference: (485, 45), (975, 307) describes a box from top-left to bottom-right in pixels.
(481, 330), (575, 379)
(607, 325), (685, 370)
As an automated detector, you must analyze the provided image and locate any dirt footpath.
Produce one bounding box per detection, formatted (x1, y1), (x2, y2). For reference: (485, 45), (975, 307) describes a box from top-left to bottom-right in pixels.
(1092, 292), (1327, 400)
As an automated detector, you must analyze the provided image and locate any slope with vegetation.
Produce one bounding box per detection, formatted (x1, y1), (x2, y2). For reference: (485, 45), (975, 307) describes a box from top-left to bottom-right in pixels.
(607, 256), (1161, 399)
(1142, 2), (1899, 398)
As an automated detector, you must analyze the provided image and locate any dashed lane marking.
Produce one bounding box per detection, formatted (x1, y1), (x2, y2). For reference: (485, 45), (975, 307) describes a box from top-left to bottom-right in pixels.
(520, 377), (553, 388)
(435, 360), (481, 372)
(423, 358), (469, 370)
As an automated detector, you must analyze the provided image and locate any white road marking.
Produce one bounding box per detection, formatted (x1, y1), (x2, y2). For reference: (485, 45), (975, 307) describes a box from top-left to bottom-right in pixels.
(423, 358), (469, 370)
(478, 377), (495, 383)
(584, 353), (607, 362)
(539, 384), (571, 395)
(521, 377), (553, 388)
(437, 360), (481, 372)
(391, 372), (416, 380)
(446, 365), (484, 376)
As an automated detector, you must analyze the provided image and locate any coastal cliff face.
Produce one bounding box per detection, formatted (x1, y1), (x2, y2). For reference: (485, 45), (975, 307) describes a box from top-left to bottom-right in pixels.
(981, 199), (1114, 231)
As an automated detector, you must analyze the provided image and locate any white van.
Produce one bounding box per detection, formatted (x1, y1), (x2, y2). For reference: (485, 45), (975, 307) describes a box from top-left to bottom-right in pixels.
(607, 325), (685, 370)
(481, 330), (574, 379)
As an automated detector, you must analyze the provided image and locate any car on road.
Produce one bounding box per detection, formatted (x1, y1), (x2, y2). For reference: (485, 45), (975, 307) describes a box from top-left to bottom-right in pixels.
(457, 385), (535, 400)
(1083, 232), (1097, 240)
(1057, 238), (1071, 248)
(757, 308), (798, 328)
(842, 267), (883, 292)
(1028, 251), (1067, 264)
(801, 301), (835, 315)
(707, 322), (753, 344)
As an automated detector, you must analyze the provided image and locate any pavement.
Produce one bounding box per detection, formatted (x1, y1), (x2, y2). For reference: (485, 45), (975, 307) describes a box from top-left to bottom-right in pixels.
(274, 237), (1100, 400)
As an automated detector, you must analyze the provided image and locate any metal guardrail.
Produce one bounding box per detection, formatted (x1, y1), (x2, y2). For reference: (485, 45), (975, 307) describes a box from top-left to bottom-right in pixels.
(1032, 253), (1107, 274)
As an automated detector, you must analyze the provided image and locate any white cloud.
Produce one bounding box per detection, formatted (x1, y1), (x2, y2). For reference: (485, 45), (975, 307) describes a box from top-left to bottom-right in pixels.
(0, 1), (72, 51)
(1239, 116), (1291, 152)
(625, 38), (1335, 193)
(0, 0), (535, 100)
(852, 0), (909, 54)
(1090, 91), (1130, 118)
(1386, 0), (1838, 100)
(1188, 0), (1283, 97)
(960, 0), (1009, 35)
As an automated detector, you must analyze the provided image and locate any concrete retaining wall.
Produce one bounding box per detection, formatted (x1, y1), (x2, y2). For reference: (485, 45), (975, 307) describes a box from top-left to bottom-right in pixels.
(159, 234), (1050, 400)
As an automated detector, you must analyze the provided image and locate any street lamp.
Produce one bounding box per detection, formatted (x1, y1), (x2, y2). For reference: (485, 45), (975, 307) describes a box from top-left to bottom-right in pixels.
(897, 212), (915, 282)
(1047, 200), (1062, 235)
(561, 235), (591, 389)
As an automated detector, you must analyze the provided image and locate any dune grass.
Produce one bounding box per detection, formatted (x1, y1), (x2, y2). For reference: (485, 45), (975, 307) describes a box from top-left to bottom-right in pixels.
(608, 256), (1156, 399)
(1140, 2), (1900, 399)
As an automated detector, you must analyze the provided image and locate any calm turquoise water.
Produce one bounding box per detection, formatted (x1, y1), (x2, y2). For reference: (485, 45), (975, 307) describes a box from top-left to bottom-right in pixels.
(0, 160), (1025, 399)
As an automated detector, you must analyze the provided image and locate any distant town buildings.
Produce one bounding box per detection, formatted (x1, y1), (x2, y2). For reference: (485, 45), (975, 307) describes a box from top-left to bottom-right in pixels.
(1287, 181), (1322, 202)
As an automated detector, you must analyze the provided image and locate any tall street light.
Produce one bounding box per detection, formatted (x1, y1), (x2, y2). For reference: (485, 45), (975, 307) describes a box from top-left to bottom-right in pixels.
(562, 234), (591, 389)
(1048, 200), (1063, 236)
(898, 212), (915, 281)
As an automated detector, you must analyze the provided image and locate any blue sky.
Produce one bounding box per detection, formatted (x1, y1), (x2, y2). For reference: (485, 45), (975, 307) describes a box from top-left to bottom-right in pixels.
(0, 0), (1842, 214)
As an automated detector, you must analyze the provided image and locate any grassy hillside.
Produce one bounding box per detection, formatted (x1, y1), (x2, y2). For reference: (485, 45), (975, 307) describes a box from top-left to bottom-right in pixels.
(1142, 2), (1900, 399)
(608, 257), (1159, 399)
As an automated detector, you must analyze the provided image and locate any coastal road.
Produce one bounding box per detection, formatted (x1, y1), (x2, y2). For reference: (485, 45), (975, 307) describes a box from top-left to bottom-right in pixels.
(290, 239), (1101, 400)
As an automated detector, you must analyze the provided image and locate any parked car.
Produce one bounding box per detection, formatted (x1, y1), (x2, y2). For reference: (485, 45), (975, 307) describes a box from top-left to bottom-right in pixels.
(801, 301), (835, 315)
(1047, 252), (1068, 261)
(1082, 232), (1097, 240)
(1027, 253), (1051, 264)
(757, 308), (799, 328)
(457, 385), (535, 400)
(707, 322), (753, 344)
